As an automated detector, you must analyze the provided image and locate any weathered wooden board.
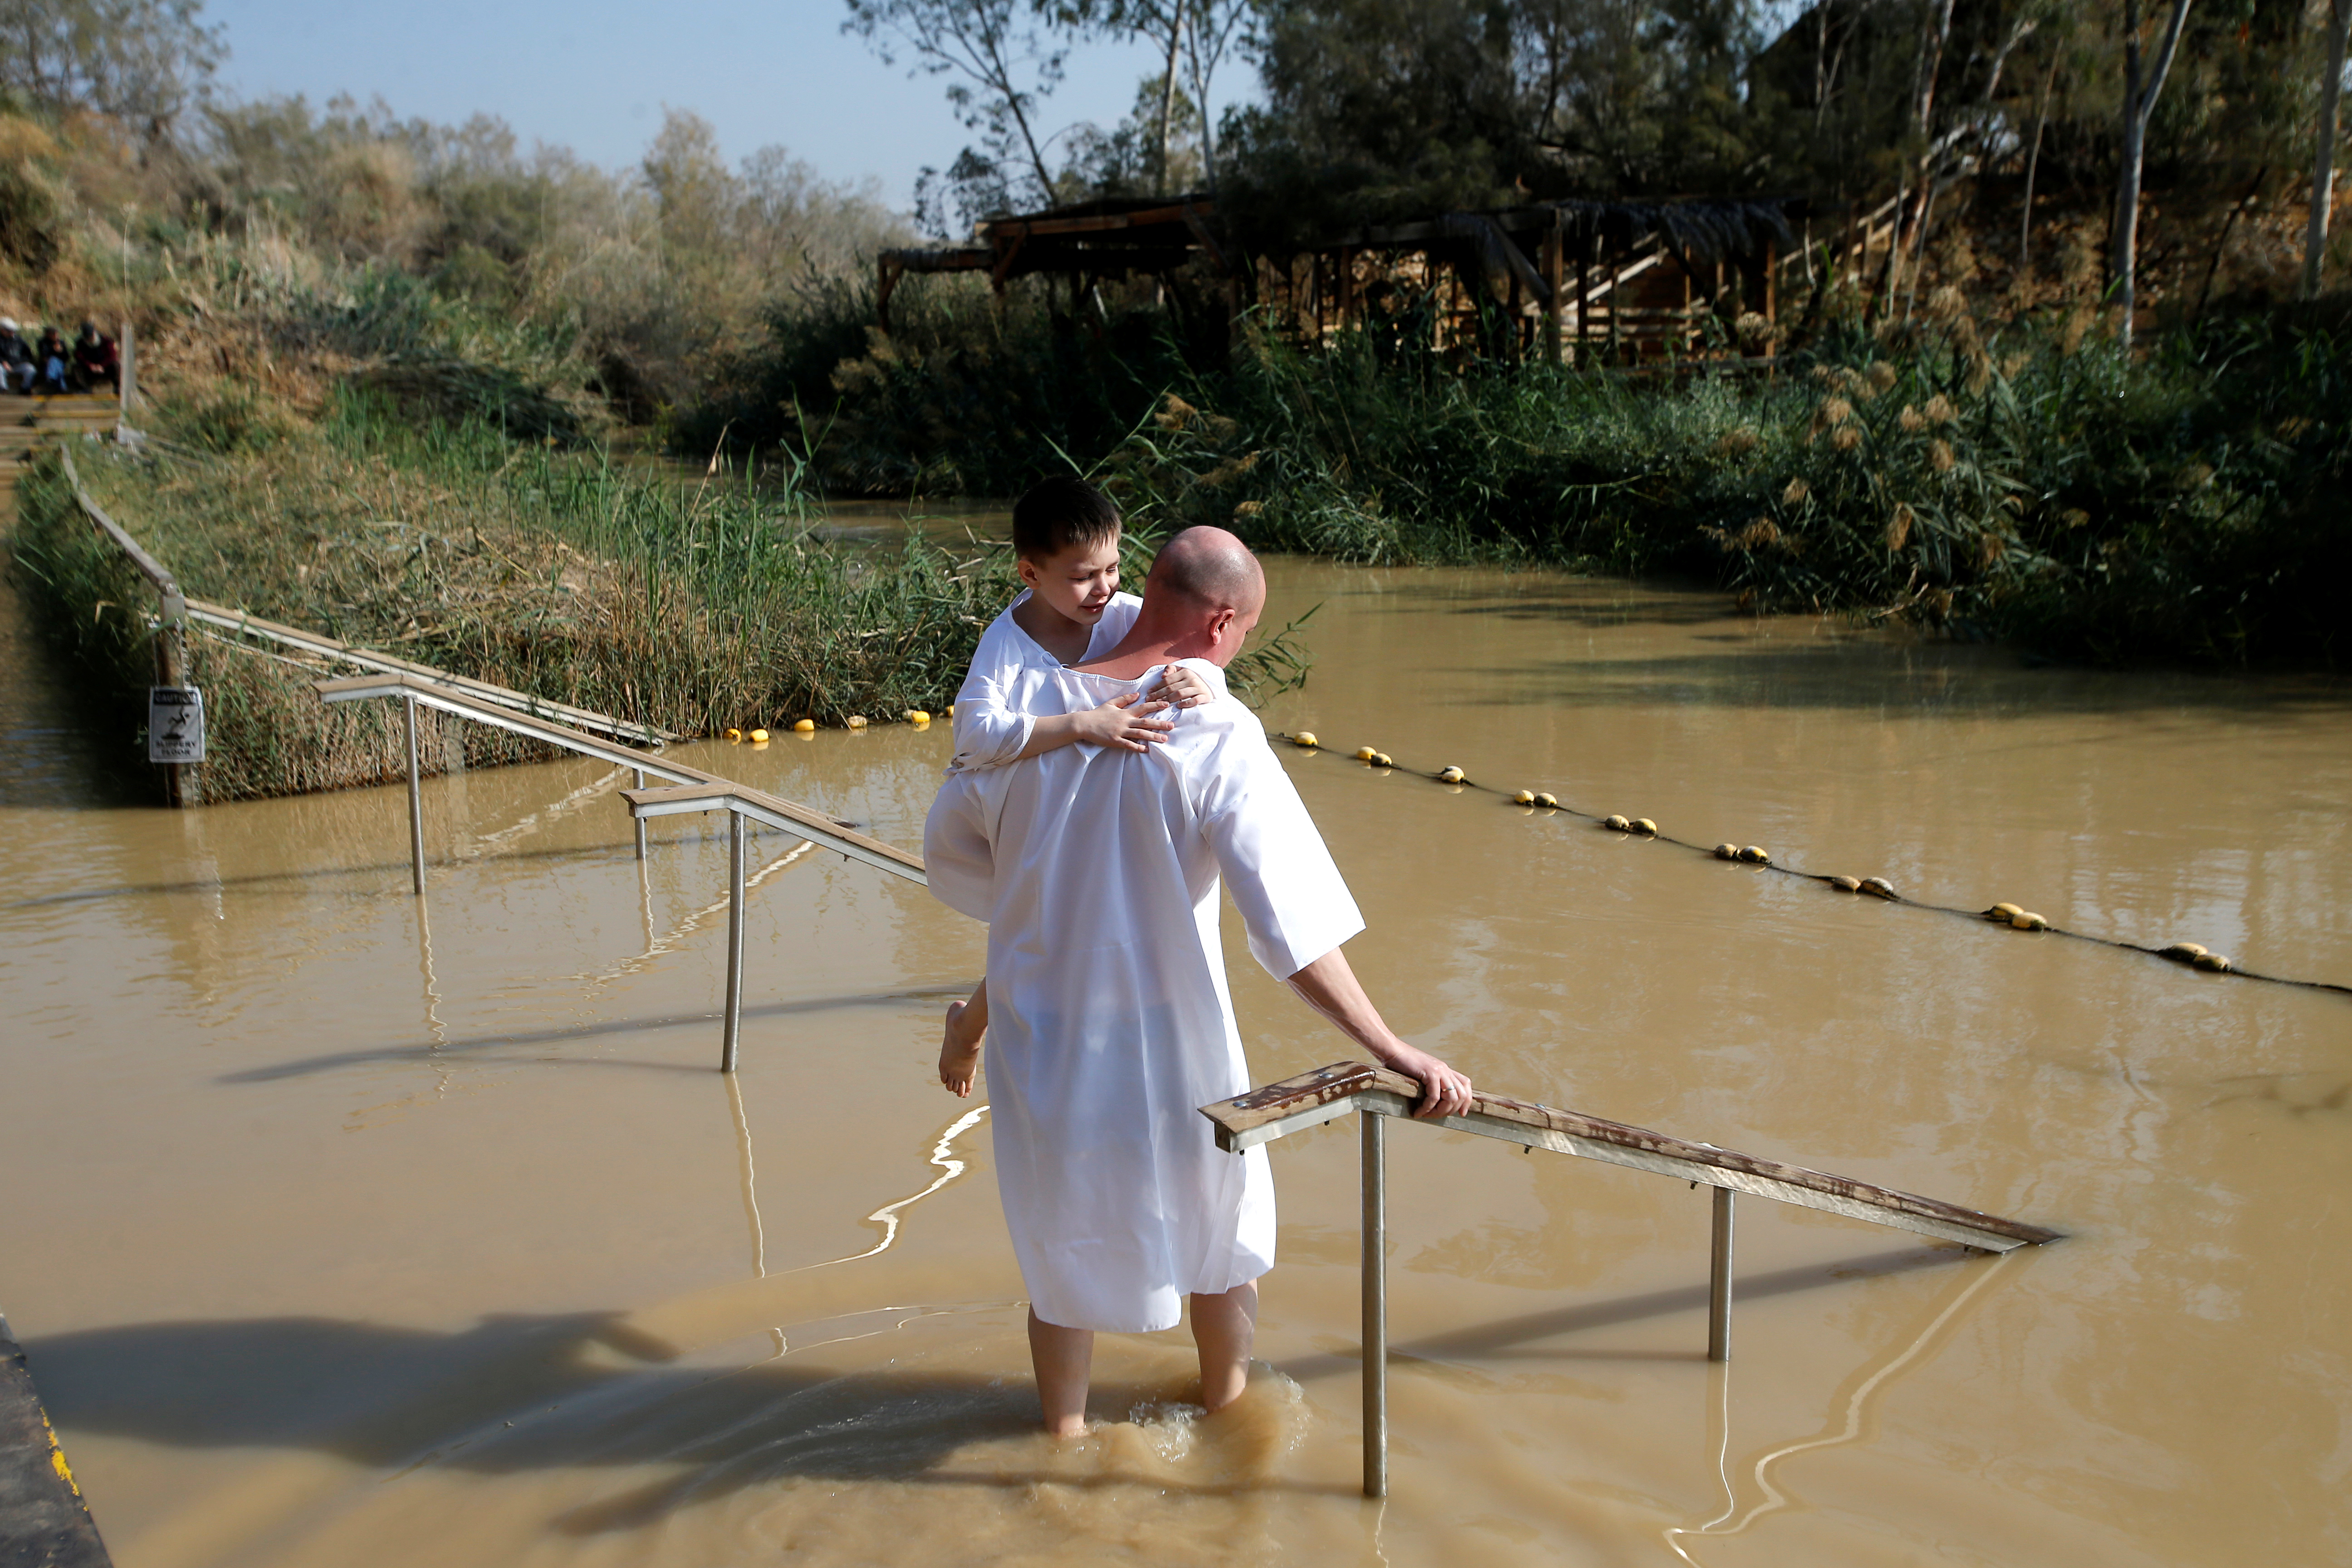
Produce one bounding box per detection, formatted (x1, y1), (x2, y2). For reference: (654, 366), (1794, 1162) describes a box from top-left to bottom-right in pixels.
(1201, 1061), (2060, 1250)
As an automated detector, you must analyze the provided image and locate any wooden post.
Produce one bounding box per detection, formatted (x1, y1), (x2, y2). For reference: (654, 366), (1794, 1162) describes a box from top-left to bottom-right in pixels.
(1577, 236), (1591, 366)
(1541, 222), (1564, 364)
(119, 319), (136, 416)
(1338, 247), (1356, 332)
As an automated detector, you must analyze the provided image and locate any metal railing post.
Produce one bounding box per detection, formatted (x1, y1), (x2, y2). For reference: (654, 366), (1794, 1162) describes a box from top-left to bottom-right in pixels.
(1362, 1107), (1389, 1499)
(721, 809), (746, 1073)
(632, 768), (647, 861)
(1708, 1186), (1735, 1363)
(402, 694), (426, 896)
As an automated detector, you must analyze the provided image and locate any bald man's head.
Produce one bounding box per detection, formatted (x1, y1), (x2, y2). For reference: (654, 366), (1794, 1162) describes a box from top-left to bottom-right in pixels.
(1147, 526), (1266, 615)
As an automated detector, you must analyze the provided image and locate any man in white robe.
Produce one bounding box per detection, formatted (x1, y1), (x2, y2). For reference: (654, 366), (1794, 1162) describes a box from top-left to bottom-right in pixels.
(924, 526), (1472, 1434)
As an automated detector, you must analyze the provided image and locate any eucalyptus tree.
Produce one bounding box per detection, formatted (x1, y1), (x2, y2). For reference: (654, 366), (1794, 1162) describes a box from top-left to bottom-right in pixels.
(843, 0), (1071, 207)
(1051, 0), (1256, 193)
(2305, 0), (2350, 298)
(2111, 0), (2195, 349)
(0, 0), (222, 137)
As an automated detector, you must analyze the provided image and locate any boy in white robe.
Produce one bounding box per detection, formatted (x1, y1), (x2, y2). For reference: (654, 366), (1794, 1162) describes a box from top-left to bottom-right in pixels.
(947, 475), (1208, 773)
(925, 526), (1472, 1434)
(939, 478), (1211, 1051)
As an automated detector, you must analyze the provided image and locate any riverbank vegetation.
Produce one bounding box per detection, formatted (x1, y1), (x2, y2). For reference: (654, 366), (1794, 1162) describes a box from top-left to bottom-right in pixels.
(2, 0), (2349, 741)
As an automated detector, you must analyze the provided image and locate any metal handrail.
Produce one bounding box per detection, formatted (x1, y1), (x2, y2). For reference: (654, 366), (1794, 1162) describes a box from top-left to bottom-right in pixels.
(1198, 1060), (2060, 1497)
(619, 781), (927, 1070)
(220, 604), (676, 745)
(314, 672), (922, 1074)
(318, 671), (722, 892)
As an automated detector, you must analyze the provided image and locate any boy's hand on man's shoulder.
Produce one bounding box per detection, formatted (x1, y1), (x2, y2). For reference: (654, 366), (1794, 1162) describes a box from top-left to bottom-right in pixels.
(1156, 663), (1215, 709)
(1071, 690), (1175, 753)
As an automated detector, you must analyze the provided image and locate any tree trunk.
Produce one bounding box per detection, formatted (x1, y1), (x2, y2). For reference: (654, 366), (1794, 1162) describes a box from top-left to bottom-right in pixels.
(2020, 52), (2059, 272)
(1892, 0), (1958, 313)
(1155, 5), (1185, 196)
(2113, 0), (2197, 352)
(2303, 0), (2351, 299)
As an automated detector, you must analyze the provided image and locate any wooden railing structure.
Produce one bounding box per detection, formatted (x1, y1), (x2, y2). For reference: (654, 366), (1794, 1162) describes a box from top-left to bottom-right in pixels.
(1199, 1060), (2060, 1499)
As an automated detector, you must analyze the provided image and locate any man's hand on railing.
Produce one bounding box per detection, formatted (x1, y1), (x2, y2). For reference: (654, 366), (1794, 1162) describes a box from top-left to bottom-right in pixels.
(1283, 946), (1473, 1119)
(1377, 1041), (1475, 1120)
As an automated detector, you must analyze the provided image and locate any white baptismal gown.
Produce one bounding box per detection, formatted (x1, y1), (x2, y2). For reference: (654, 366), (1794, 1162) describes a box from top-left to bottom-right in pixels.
(925, 660), (1363, 1333)
(946, 588), (1142, 773)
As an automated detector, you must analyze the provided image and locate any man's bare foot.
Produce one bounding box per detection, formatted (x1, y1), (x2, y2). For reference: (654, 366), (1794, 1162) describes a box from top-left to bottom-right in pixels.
(938, 1000), (982, 1096)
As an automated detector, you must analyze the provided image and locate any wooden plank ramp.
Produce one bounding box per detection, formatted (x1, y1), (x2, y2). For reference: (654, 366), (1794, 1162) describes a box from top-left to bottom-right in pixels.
(0, 1314), (113, 1568)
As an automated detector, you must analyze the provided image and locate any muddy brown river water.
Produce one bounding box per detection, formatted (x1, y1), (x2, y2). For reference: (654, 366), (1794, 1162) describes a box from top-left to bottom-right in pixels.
(3, 554), (2349, 1567)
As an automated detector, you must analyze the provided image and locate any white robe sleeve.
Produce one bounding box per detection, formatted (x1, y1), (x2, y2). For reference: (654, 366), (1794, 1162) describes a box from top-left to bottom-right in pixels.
(1195, 719), (1366, 980)
(921, 771), (996, 923)
(949, 612), (1038, 773)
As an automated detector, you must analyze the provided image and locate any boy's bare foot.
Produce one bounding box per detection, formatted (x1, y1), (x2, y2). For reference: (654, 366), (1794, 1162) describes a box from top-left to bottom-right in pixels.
(939, 1000), (982, 1096)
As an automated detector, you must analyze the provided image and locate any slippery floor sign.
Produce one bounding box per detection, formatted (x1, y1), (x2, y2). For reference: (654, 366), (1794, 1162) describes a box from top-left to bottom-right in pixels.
(148, 686), (204, 764)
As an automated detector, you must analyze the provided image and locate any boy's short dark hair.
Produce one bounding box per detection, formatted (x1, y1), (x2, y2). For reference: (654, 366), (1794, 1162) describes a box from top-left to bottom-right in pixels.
(1011, 476), (1121, 561)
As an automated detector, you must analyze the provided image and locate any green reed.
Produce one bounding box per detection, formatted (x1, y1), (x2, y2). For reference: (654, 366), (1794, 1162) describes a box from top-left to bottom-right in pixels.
(10, 388), (1314, 801)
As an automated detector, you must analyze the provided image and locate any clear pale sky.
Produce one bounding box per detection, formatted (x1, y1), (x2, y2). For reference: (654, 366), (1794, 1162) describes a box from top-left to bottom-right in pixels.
(201, 0), (1193, 209)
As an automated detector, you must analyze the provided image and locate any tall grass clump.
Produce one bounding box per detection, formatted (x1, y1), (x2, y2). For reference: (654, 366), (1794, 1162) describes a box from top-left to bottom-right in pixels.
(1090, 303), (2351, 665)
(10, 391), (1315, 802)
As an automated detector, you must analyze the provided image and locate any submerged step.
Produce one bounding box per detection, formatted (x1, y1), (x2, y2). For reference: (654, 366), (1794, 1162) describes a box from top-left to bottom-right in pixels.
(0, 1315), (113, 1567)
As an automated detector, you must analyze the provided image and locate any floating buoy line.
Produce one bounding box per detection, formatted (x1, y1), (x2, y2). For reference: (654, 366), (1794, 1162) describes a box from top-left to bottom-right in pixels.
(1275, 730), (2350, 1000)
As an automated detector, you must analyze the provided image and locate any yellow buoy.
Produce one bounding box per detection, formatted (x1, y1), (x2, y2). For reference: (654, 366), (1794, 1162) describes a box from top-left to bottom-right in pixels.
(1632, 818), (1657, 836)
(1714, 843), (1739, 860)
(1295, 732), (1319, 749)
(748, 728), (769, 743)
(1604, 814), (1631, 832)
(2161, 941), (2207, 962)
(1533, 792), (1558, 809)
(846, 715), (869, 729)
(1738, 845), (1770, 864)
(792, 719), (816, 733)
(723, 727), (743, 742)
(906, 709), (932, 724)
(1355, 746), (1377, 761)
(1829, 875), (1861, 892)
(1860, 877), (1896, 900)
(2011, 911), (2048, 931)
(2192, 952), (2233, 972)
(1986, 902), (2024, 921)
(1512, 789), (1535, 806)
(1373, 752), (1394, 768)
(1438, 765), (1465, 784)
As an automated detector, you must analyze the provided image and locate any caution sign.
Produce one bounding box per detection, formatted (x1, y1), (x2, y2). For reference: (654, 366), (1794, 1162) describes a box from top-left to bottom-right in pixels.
(148, 686), (205, 764)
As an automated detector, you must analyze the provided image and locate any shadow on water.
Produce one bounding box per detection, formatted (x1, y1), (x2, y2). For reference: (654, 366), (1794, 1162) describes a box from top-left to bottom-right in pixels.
(25, 1310), (1348, 1529)
(23, 1245), (1972, 1530)
(216, 984), (975, 1083)
(0, 565), (150, 812)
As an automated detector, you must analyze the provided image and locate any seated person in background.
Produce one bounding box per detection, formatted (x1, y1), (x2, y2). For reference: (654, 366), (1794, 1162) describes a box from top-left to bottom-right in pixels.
(35, 327), (71, 394)
(0, 319), (33, 393)
(72, 323), (118, 393)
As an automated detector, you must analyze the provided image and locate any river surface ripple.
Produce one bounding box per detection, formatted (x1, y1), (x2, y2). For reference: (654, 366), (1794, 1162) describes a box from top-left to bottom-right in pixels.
(2, 558), (2348, 1567)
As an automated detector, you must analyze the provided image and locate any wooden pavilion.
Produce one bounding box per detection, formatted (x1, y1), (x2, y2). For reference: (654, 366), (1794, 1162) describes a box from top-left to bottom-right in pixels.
(877, 192), (1822, 364)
